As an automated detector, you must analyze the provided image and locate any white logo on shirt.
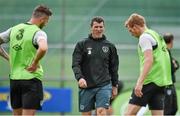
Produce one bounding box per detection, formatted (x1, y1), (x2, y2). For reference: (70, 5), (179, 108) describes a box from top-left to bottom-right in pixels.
(87, 47), (92, 55)
(102, 46), (109, 53)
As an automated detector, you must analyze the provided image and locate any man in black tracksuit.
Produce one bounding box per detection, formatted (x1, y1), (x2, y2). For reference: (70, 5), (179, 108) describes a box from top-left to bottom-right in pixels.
(72, 16), (119, 115)
(163, 33), (179, 115)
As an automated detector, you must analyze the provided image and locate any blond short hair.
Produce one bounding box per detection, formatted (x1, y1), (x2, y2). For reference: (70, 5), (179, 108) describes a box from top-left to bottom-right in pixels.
(125, 13), (146, 28)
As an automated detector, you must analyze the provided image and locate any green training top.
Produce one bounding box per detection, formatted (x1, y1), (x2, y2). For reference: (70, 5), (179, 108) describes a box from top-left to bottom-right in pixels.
(138, 29), (172, 86)
(9, 23), (43, 80)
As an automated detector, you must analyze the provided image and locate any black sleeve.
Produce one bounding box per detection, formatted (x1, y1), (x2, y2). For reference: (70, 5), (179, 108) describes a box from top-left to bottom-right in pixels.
(175, 59), (179, 70)
(72, 41), (84, 81)
(109, 44), (119, 86)
(172, 57), (179, 71)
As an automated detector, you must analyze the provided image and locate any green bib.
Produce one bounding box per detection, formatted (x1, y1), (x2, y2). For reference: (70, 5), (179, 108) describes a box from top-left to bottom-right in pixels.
(9, 23), (43, 80)
(138, 29), (172, 86)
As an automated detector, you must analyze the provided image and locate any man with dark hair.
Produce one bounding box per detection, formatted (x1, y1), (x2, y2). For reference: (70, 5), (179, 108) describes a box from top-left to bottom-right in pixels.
(163, 33), (179, 115)
(0, 5), (52, 115)
(124, 13), (172, 115)
(72, 16), (119, 115)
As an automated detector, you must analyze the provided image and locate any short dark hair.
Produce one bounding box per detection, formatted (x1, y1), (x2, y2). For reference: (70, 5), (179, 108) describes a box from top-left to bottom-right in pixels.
(32, 5), (52, 18)
(90, 16), (104, 27)
(163, 33), (174, 44)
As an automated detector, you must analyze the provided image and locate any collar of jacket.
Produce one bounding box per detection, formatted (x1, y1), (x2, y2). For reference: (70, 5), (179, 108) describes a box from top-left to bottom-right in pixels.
(88, 34), (106, 41)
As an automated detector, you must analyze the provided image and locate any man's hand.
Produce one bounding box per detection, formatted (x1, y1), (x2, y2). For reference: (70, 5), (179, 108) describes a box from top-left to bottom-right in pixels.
(112, 86), (118, 99)
(172, 59), (179, 69)
(134, 82), (143, 97)
(78, 78), (87, 88)
(0, 46), (9, 61)
(26, 62), (39, 73)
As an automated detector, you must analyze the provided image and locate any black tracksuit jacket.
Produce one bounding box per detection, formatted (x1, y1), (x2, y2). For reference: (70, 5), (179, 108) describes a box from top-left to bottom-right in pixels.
(72, 34), (119, 88)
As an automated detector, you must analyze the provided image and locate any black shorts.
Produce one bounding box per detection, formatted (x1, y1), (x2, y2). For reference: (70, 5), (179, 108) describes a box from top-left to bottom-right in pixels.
(129, 83), (165, 110)
(164, 84), (178, 115)
(10, 78), (43, 110)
